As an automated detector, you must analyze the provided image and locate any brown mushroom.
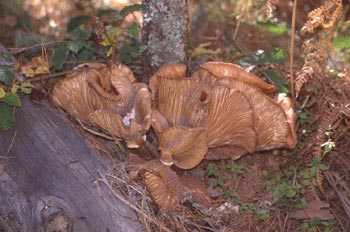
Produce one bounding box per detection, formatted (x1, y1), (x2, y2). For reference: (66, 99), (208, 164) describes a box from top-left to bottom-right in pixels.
(179, 175), (212, 208)
(194, 62), (276, 93)
(52, 63), (152, 148)
(158, 126), (208, 169)
(141, 160), (183, 211)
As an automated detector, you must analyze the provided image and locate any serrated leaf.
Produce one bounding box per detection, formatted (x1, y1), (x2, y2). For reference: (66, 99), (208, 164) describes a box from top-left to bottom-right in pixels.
(0, 104), (14, 131)
(49, 43), (70, 70)
(332, 36), (350, 49)
(263, 70), (289, 93)
(260, 48), (288, 64)
(67, 15), (91, 32)
(1, 93), (21, 107)
(0, 87), (5, 99)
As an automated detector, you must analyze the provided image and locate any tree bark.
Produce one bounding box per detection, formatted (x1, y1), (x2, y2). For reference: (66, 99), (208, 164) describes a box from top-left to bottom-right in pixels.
(0, 96), (143, 232)
(141, 0), (189, 82)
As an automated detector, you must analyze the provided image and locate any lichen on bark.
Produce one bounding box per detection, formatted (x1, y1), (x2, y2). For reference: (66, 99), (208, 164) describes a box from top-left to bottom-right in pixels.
(142, 0), (189, 82)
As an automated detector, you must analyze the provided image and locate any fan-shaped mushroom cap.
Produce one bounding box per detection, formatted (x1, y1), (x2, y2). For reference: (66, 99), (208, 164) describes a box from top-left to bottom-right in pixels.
(151, 110), (170, 134)
(150, 76), (210, 128)
(179, 175), (212, 208)
(142, 160), (183, 211)
(52, 63), (135, 121)
(195, 62), (276, 93)
(206, 146), (249, 160)
(52, 63), (152, 148)
(158, 126), (208, 169)
(206, 86), (256, 153)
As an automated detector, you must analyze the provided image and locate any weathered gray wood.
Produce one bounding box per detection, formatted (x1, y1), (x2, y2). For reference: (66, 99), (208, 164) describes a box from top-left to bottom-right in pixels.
(0, 97), (143, 232)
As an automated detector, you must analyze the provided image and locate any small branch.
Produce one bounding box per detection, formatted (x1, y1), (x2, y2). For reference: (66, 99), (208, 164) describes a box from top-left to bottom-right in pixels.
(77, 120), (115, 141)
(97, 172), (173, 232)
(289, 0), (297, 106)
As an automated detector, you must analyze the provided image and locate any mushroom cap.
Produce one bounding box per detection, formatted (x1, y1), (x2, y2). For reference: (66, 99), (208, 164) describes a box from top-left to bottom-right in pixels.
(195, 62), (276, 93)
(51, 63), (135, 121)
(151, 110), (170, 134)
(142, 160), (183, 211)
(150, 75), (210, 128)
(206, 86), (256, 153)
(224, 81), (292, 150)
(179, 175), (212, 208)
(158, 126), (208, 169)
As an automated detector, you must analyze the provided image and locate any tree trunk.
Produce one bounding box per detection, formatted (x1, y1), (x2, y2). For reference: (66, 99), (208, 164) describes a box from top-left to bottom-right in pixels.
(141, 0), (189, 82)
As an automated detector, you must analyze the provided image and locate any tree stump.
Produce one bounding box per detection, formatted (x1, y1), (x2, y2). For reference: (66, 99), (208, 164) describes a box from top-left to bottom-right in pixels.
(0, 96), (143, 232)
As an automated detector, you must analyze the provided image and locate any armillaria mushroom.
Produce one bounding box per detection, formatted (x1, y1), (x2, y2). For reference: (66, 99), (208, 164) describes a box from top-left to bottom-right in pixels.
(51, 63), (151, 148)
(150, 62), (297, 169)
(141, 160), (183, 211)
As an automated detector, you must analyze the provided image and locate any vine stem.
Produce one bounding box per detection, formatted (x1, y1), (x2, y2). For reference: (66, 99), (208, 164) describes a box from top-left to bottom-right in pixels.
(290, 0), (297, 106)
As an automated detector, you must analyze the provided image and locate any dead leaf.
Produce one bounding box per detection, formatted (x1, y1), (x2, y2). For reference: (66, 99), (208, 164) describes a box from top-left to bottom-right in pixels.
(290, 199), (334, 220)
(21, 56), (50, 78)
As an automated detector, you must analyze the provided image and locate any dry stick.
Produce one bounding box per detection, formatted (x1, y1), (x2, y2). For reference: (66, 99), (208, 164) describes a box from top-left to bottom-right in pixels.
(77, 119), (115, 141)
(289, 0), (297, 106)
(97, 172), (173, 232)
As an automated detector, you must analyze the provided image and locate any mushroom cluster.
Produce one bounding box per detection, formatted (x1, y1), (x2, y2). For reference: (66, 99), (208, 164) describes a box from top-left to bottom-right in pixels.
(51, 61), (297, 211)
(150, 62), (297, 169)
(51, 63), (151, 148)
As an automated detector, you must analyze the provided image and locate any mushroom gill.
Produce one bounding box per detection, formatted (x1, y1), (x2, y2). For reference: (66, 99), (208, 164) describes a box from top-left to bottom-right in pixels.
(52, 63), (151, 148)
(141, 160), (183, 211)
(158, 126), (208, 169)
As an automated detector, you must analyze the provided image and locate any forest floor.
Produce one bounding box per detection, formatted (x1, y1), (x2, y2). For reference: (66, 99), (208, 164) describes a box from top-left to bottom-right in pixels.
(1, 0), (350, 231)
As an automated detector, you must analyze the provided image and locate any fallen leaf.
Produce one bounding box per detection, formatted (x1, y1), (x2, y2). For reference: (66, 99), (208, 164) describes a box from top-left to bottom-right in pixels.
(290, 199), (334, 220)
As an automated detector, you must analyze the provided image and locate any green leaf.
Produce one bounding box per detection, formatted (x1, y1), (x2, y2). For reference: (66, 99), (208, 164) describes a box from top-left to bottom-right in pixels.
(120, 4), (146, 16)
(319, 164), (329, 171)
(76, 48), (94, 62)
(0, 104), (14, 131)
(50, 43), (70, 70)
(258, 210), (269, 220)
(20, 83), (33, 94)
(213, 178), (224, 188)
(260, 48), (288, 64)
(259, 22), (288, 36)
(332, 36), (350, 49)
(262, 70), (289, 93)
(1, 93), (21, 107)
(0, 65), (15, 86)
(68, 40), (85, 54)
(126, 22), (139, 38)
(207, 163), (219, 177)
(285, 188), (296, 198)
(67, 15), (90, 32)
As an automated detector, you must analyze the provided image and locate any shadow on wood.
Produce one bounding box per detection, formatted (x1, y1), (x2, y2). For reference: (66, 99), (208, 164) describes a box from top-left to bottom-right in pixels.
(0, 97), (143, 232)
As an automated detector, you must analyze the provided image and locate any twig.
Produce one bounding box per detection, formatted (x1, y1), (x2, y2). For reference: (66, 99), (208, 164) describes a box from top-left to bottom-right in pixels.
(6, 130), (17, 155)
(97, 172), (173, 232)
(233, 4), (246, 40)
(289, 0), (297, 106)
(8, 41), (66, 54)
(77, 119), (115, 141)
(29, 68), (88, 82)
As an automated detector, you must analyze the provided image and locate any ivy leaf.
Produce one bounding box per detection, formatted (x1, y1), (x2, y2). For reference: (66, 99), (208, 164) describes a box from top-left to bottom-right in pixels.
(263, 70), (289, 93)
(1, 93), (21, 107)
(0, 104), (14, 131)
(50, 43), (70, 70)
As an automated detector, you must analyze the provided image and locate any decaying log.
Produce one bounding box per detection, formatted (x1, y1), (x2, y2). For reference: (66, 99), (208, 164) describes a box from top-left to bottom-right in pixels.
(0, 95), (143, 231)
